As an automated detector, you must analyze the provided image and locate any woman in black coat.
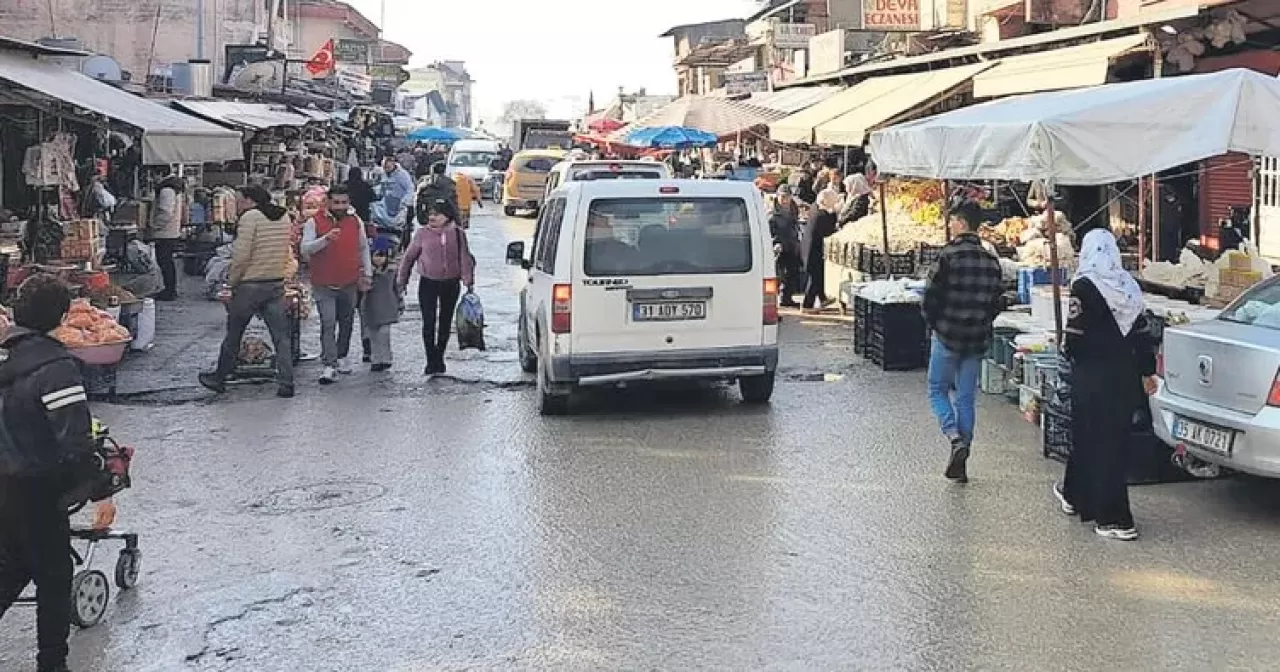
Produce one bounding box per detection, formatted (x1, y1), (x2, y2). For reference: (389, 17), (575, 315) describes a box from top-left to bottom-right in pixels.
(801, 188), (840, 310)
(346, 167), (377, 224)
(769, 187), (803, 307)
(1055, 229), (1158, 541)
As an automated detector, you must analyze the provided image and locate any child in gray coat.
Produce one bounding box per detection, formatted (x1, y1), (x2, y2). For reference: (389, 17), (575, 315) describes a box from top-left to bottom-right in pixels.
(362, 236), (401, 371)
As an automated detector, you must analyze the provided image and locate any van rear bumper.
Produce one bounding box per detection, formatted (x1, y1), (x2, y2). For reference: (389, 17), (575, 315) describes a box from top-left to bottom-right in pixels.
(550, 346), (779, 386)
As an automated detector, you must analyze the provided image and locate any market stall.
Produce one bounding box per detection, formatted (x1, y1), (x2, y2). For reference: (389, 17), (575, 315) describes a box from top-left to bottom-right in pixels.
(868, 67), (1280, 479)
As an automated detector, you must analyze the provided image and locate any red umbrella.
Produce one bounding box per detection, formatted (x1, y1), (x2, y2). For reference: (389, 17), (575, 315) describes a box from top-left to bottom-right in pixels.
(588, 118), (626, 133)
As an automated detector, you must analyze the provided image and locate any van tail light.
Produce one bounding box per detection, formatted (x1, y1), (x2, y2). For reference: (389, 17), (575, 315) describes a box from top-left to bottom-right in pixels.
(1267, 368), (1280, 407)
(762, 278), (780, 325)
(1156, 352), (1164, 378)
(551, 284), (572, 334)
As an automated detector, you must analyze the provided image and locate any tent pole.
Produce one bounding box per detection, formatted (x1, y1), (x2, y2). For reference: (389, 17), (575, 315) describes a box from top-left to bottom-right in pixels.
(1045, 189), (1064, 344)
(879, 180), (890, 257)
(1138, 176), (1147, 263)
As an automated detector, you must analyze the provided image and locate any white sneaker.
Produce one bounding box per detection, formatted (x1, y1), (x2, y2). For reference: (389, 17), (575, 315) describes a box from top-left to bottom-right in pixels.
(319, 366), (338, 385)
(1052, 482), (1076, 516)
(1095, 524), (1139, 541)
(336, 358), (353, 374)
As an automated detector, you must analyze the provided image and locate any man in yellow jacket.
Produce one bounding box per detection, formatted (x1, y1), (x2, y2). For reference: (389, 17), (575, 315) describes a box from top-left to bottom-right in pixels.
(453, 172), (483, 229)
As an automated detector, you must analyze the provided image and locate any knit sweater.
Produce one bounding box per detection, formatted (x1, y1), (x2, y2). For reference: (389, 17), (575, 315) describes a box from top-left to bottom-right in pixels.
(228, 208), (293, 286)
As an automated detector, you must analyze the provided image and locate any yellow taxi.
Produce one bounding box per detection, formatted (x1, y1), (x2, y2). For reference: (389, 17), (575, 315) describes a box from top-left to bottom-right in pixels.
(503, 149), (565, 217)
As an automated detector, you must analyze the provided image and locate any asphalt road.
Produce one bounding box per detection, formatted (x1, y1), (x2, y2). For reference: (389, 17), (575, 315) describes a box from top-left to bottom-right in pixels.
(5, 210), (1280, 671)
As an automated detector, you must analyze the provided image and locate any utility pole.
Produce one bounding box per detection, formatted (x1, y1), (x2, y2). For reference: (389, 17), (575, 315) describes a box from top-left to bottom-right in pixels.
(195, 0), (205, 60)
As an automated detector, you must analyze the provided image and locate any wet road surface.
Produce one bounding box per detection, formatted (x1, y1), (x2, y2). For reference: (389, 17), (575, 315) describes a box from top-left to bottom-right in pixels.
(5, 210), (1280, 671)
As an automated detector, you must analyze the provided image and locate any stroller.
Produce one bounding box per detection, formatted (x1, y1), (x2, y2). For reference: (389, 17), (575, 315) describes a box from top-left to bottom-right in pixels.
(13, 420), (139, 628)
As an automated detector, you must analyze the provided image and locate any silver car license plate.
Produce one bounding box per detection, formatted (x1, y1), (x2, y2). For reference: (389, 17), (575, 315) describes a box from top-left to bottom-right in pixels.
(1173, 417), (1235, 454)
(633, 301), (706, 322)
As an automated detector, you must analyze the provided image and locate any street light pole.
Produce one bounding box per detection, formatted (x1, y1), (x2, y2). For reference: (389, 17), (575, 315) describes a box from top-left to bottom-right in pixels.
(195, 0), (205, 60)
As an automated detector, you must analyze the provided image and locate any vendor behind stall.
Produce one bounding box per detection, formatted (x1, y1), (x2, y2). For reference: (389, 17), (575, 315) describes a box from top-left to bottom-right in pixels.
(147, 174), (185, 301)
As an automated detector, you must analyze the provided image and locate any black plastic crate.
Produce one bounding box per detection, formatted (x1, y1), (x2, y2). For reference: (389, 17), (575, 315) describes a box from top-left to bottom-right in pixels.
(917, 243), (945, 275)
(858, 247), (917, 278)
(1042, 409), (1072, 462)
(852, 295), (871, 355)
(867, 344), (928, 371)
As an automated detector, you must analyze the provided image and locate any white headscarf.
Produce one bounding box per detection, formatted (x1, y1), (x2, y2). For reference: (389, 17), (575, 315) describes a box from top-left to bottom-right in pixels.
(844, 173), (872, 198)
(1075, 229), (1144, 335)
(816, 186), (842, 213)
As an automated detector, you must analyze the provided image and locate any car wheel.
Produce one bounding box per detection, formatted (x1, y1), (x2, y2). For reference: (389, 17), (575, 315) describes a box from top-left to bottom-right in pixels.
(739, 371), (776, 404)
(518, 318), (538, 374)
(503, 205), (518, 217)
(536, 355), (570, 416)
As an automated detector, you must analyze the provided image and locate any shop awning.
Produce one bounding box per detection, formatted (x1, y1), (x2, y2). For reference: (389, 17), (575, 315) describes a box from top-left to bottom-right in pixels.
(812, 63), (995, 146)
(769, 85), (868, 145)
(171, 100), (312, 131)
(616, 95), (785, 140)
(0, 50), (242, 164)
(868, 68), (1280, 186)
(971, 34), (1152, 99)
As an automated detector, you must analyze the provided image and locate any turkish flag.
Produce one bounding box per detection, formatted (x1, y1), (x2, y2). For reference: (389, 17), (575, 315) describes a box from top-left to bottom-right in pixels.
(306, 39), (335, 76)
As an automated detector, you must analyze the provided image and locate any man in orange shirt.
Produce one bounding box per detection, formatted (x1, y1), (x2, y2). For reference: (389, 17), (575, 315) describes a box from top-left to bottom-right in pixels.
(453, 172), (483, 229)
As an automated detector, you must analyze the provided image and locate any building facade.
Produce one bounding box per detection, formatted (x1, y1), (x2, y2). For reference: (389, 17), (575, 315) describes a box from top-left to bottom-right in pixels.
(400, 61), (474, 128)
(0, 0), (290, 84)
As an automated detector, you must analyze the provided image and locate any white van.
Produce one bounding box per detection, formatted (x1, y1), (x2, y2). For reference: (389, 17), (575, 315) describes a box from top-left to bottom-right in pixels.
(506, 180), (780, 415)
(543, 159), (672, 202)
(446, 139), (501, 185)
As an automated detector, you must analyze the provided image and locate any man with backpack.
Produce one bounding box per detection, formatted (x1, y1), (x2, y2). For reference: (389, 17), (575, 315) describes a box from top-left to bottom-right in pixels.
(416, 162), (457, 224)
(0, 274), (111, 672)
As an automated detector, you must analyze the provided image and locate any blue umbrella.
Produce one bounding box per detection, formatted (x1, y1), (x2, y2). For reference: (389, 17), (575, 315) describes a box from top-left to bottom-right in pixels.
(406, 126), (462, 143)
(624, 126), (719, 149)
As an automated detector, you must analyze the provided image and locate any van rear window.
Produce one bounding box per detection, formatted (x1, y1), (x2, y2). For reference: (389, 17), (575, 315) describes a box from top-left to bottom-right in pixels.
(516, 157), (558, 173)
(583, 198), (753, 276)
(571, 170), (663, 181)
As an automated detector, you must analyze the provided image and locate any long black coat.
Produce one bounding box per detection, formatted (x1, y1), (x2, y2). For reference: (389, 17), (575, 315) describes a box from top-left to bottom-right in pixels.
(801, 208), (837, 270)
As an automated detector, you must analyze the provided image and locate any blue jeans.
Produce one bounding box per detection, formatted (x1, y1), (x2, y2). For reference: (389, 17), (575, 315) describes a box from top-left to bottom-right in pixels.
(927, 336), (983, 443)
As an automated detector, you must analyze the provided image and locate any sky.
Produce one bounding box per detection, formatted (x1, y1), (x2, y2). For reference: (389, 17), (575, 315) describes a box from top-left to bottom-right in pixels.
(346, 0), (759, 123)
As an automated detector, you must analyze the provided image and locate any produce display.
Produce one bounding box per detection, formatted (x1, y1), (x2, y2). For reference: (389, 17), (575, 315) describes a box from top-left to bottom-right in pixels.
(53, 299), (131, 347)
(978, 217), (1031, 248)
(828, 206), (946, 254)
(87, 283), (138, 307)
(1141, 250), (1210, 289)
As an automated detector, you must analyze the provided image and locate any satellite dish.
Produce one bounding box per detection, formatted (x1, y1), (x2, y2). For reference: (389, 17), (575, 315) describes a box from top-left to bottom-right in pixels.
(231, 61), (284, 92)
(81, 55), (123, 81)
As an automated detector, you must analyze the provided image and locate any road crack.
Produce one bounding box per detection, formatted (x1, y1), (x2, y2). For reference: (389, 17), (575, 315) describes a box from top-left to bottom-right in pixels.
(184, 587), (318, 665)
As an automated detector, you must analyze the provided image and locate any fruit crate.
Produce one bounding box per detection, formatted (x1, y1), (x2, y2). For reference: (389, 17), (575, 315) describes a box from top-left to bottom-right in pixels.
(857, 246), (917, 278)
(852, 294), (871, 356)
(863, 299), (928, 371)
(917, 243), (945, 276)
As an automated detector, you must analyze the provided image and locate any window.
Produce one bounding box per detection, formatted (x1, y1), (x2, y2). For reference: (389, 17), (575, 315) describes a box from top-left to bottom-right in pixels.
(583, 197), (753, 277)
(570, 169), (663, 181)
(535, 198), (566, 273)
(546, 172), (562, 192)
(1219, 276), (1280, 329)
(448, 151), (496, 167)
(516, 156), (558, 173)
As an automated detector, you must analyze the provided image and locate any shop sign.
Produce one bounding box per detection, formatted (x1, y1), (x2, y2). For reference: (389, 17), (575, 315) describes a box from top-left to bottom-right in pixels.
(336, 65), (373, 95)
(725, 71), (769, 96)
(773, 22), (817, 49)
(727, 56), (756, 75)
(368, 64), (409, 85)
(808, 29), (846, 76)
(335, 39), (371, 63)
(862, 0), (921, 31)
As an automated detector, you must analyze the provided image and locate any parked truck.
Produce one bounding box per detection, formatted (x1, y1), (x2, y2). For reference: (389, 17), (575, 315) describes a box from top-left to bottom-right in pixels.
(511, 118), (573, 152)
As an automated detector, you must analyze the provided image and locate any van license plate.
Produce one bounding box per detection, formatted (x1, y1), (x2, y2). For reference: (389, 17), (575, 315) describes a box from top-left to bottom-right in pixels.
(1173, 417), (1235, 454)
(633, 301), (706, 321)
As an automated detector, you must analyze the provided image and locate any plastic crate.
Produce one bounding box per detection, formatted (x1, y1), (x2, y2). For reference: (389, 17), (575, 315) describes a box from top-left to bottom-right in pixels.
(863, 299), (929, 370)
(917, 243), (945, 275)
(852, 295), (871, 355)
(866, 343), (928, 371)
(78, 360), (119, 401)
(858, 247), (917, 278)
(1042, 409), (1072, 461)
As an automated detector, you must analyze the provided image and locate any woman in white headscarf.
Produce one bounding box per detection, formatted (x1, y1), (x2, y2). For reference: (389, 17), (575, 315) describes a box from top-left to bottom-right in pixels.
(839, 173), (873, 225)
(1054, 228), (1157, 541)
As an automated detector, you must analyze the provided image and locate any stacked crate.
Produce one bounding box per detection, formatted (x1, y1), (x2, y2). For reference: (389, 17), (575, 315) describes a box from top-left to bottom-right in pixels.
(863, 299), (928, 371)
(59, 219), (101, 261)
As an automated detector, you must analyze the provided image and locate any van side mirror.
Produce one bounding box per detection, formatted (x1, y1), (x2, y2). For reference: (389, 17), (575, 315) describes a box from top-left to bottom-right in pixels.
(506, 241), (529, 269)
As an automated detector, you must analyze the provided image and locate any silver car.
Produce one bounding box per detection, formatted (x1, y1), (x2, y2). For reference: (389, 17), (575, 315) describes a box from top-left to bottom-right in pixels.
(1152, 276), (1280, 477)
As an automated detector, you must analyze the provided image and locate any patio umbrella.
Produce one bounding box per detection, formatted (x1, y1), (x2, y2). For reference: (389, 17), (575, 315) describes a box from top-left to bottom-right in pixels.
(624, 126), (719, 149)
(406, 126), (462, 143)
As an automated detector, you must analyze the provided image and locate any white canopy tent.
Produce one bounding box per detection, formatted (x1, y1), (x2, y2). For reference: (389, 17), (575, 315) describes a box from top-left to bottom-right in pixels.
(868, 68), (1280, 338)
(868, 68), (1280, 187)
